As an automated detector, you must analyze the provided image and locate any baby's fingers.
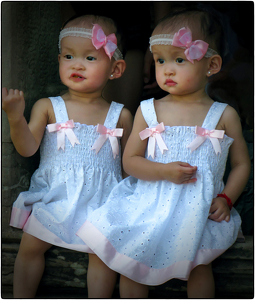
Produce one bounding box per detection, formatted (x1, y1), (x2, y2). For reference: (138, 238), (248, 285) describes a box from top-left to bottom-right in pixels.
(2, 87), (8, 99)
(2, 87), (25, 120)
(209, 211), (223, 222)
(224, 215), (230, 222)
(10, 89), (24, 97)
(15, 89), (24, 96)
(209, 210), (230, 222)
(2, 88), (24, 101)
(179, 162), (197, 169)
(180, 166), (197, 176)
(182, 177), (197, 184)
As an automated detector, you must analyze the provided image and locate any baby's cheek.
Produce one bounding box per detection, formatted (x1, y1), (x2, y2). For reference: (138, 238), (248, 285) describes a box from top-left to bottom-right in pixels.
(184, 79), (193, 87)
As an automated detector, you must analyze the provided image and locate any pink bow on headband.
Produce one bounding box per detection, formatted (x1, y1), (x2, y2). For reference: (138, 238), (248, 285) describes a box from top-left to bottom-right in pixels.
(187, 126), (225, 154)
(91, 124), (123, 159)
(47, 120), (80, 151)
(172, 27), (209, 64)
(92, 24), (117, 59)
(139, 122), (168, 159)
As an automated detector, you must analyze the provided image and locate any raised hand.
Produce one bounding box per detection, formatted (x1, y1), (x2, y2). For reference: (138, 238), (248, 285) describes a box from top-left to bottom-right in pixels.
(2, 87), (46, 157)
(2, 87), (25, 122)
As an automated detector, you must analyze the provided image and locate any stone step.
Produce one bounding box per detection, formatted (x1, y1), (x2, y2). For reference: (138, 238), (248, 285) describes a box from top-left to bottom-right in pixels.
(1, 236), (253, 298)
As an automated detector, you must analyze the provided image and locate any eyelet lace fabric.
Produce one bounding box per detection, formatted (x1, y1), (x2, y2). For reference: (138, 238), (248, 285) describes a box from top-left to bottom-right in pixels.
(77, 98), (241, 285)
(10, 96), (124, 253)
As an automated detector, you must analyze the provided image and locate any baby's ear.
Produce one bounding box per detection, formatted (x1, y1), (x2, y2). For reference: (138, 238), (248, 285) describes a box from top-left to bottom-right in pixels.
(207, 55), (222, 77)
(110, 60), (126, 79)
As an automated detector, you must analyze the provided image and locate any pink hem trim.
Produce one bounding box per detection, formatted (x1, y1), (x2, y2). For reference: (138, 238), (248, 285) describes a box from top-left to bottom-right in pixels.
(23, 215), (94, 253)
(9, 207), (31, 229)
(77, 221), (226, 285)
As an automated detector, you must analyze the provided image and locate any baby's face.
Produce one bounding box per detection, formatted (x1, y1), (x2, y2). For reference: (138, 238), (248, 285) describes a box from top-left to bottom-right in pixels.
(151, 24), (212, 97)
(58, 35), (114, 94)
(151, 41), (210, 97)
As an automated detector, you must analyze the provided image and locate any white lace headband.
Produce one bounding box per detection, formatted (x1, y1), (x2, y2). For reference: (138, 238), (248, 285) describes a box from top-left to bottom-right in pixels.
(149, 27), (218, 64)
(59, 25), (123, 60)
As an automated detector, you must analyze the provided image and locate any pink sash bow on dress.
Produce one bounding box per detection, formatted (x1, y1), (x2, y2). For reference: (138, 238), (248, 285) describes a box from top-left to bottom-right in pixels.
(47, 120), (80, 151)
(91, 124), (123, 159)
(139, 122), (168, 159)
(187, 126), (225, 154)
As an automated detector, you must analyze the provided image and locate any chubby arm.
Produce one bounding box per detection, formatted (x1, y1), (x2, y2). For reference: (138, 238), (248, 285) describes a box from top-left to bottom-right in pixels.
(2, 88), (50, 157)
(209, 106), (251, 222)
(118, 107), (133, 178)
(123, 106), (197, 183)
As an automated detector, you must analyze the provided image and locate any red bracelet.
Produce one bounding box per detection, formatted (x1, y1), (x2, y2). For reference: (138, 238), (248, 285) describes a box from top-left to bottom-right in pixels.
(217, 193), (233, 210)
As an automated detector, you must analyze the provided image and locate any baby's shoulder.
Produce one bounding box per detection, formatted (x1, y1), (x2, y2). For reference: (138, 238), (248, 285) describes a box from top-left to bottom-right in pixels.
(119, 107), (133, 120)
(33, 97), (53, 108)
(117, 107), (133, 129)
(31, 97), (53, 113)
(31, 97), (55, 123)
(218, 104), (240, 131)
(221, 104), (239, 123)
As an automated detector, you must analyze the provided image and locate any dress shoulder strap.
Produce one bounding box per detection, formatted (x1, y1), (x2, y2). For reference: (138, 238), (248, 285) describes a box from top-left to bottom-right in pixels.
(104, 101), (124, 128)
(48, 96), (69, 123)
(202, 102), (228, 130)
(140, 98), (158, 127)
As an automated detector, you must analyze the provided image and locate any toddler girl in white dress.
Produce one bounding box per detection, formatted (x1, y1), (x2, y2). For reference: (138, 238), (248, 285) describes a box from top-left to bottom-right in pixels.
(2, 14), (133, 298)
(77, 8), (250, 298)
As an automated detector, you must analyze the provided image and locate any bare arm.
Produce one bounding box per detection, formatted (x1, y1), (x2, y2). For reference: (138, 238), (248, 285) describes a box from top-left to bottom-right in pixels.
(118, 108), (133, 178)
(123, 106), (197, 183)
(223, 108), (251, 201)
(209, 106), (251, 222)
(2, 87), (50, 157)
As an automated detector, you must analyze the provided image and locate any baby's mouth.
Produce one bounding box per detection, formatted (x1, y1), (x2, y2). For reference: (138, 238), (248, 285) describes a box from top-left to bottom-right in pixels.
(70, 73), (85, 81)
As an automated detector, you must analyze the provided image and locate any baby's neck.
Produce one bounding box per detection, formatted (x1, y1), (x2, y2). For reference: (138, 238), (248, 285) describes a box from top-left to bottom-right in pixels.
(63, 90), (104, 104)
(167, 89), (210, 104)
(155, 92), (214, 128)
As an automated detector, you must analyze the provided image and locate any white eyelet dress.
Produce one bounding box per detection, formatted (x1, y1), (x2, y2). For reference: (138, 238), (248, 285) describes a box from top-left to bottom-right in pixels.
(10, 96), (124, 253)
(77, 98), (241, 283)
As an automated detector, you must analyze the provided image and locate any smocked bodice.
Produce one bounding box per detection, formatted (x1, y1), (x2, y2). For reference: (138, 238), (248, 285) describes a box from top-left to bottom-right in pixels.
(39, 96), (123, 175)
(142, 99), (234, 182)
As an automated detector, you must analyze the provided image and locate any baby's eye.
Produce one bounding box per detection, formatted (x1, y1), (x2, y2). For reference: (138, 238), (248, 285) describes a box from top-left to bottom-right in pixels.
(64, 54), (73, 60)
(157, 58), (165, 64)
(176, 57), (185, 63)
(86, 56), (96, 61)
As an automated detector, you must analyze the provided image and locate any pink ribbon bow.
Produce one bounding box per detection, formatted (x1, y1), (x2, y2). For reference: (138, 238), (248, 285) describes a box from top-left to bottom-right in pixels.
(92, 24), (117, 59)
(47, 120), (80, 151)
(172, 27), (209, 64)
(91, 124), (123, 159)
(139, 122), (168, 159)
(187, 126), (225, 154)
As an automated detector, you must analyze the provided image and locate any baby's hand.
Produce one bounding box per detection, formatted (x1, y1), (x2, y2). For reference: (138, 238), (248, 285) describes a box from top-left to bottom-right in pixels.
(209, 196), (230, 222)
(2, 87), (25, 122)
(163, 161), (197, 184)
